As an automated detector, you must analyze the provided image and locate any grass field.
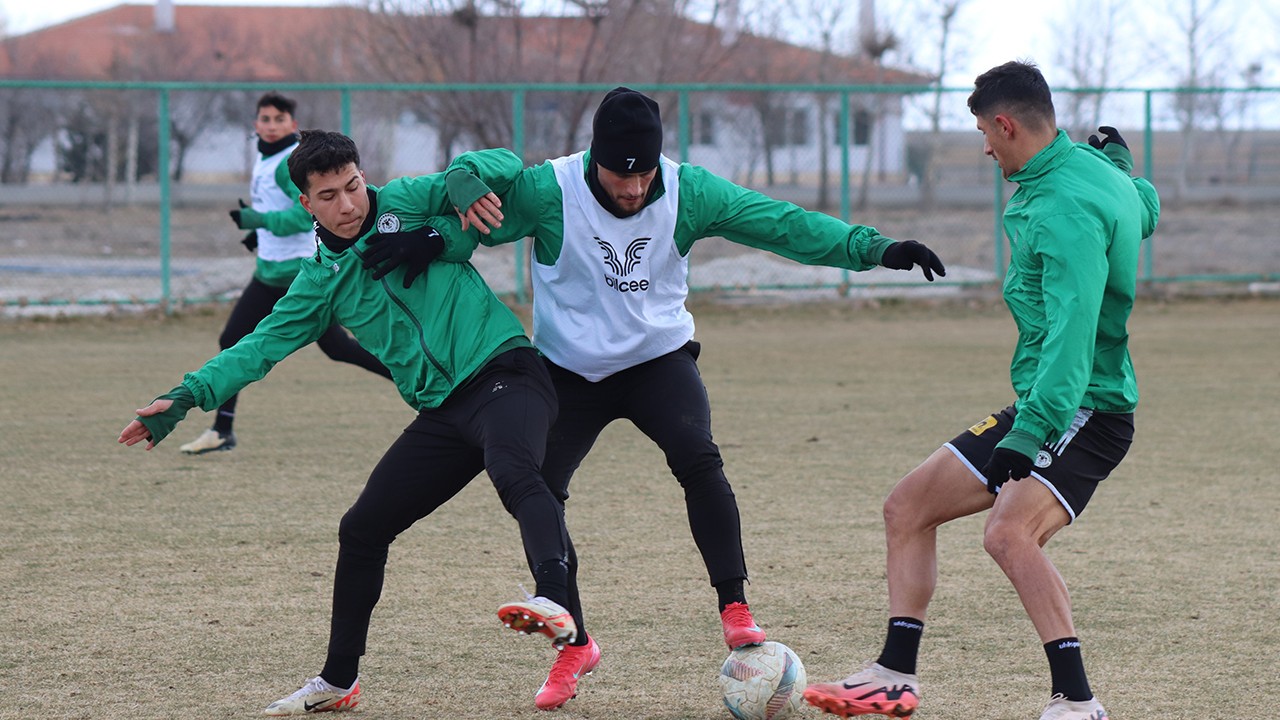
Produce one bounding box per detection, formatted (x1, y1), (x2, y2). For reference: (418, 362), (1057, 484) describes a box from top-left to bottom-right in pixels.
(1, 297), (1276, 720)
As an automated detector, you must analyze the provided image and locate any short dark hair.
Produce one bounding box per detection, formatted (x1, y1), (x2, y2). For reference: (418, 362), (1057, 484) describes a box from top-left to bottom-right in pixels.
(256, 91), (297, 117)
(967, 60), (1056, 129)
(287, 130), (361, 194)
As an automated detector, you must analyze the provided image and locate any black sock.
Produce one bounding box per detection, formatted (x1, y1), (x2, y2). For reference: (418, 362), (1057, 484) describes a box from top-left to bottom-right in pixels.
(715, 579), (747, 612)
(319, 655), (359, 690)
(533, 559), (569, 609)
(213, 410), (234, 435)
(1044, 637), (1092, 701)
(875, 617), (924, 675)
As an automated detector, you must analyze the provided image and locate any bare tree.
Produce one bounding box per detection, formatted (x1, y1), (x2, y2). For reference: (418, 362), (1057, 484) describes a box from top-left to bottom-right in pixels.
(782, 0), (852, 209)
(896, 0), (969, 208)
(855, 28), (897, 211)
(0, 31), (67, 184)
(358, 0), (741, 164)
(1145, 0), (1239, 200)
(1050, 0), (1123, 138)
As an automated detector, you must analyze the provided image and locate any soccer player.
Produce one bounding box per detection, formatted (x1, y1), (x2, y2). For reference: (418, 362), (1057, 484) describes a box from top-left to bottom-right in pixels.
(178, 92), (392, 455)
(802, 61), (1160, 720)
(119, 130), (581, 715)
(399, 86), (945, 710)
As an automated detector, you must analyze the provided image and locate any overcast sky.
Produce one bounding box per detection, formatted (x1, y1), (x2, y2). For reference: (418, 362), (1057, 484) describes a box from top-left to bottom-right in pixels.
(2, 0), (1276, 90)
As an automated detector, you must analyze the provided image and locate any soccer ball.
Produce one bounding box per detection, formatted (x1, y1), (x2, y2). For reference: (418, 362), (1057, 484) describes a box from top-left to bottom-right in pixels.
(718, 641), (807, 720)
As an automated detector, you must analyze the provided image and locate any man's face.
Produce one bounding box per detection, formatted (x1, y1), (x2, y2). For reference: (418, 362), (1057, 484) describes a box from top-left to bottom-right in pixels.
(976, 113), (1016, 180)
(299, 163), (369, 240)
(254, 105), (297, 143)
(597, 165), (658, 215)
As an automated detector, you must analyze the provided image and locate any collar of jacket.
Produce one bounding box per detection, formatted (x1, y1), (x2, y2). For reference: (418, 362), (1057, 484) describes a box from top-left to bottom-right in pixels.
(314, 187), (378, 253)
(1008, 129), (1073, 185)
(258, 133), (300, 157)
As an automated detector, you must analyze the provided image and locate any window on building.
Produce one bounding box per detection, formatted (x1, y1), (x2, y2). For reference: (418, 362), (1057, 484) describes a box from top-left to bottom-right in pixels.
(765, 107), (811, 147)
(695, 111), (715, 145)
(833, 110), (874, 146)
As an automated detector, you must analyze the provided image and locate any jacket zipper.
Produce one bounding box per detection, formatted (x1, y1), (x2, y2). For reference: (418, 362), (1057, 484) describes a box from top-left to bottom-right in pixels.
(379, 276), (453, 385)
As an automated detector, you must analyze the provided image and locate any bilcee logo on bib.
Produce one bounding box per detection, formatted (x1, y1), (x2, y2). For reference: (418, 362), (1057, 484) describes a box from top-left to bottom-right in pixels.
(596, 237), (651, 293)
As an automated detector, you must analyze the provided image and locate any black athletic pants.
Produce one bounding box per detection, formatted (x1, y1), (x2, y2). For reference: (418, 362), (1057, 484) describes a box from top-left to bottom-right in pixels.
(327, 347), (568, 658)
(216, 276), (391, 424)
(539, 341), (747, 637)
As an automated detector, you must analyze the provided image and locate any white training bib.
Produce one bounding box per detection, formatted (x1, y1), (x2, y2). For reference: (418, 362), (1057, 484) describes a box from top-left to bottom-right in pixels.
(250, 143), (314, 262)
(533, 152), (694, 382)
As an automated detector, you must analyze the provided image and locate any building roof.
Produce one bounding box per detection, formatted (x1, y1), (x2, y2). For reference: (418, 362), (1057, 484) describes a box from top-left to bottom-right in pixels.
(1, 3), (931, 86)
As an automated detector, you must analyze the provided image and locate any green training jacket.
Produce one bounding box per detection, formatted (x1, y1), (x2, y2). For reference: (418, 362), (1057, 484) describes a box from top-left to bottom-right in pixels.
(181, 174), (530, 413)
(997, 130), (1161, 458)
(441, 149), (895, 269)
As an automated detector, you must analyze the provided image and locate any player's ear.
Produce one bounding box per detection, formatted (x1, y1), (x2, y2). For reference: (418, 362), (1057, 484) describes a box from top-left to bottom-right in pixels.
(994, 113), (1016, 138)
(299, 193), (313, 213)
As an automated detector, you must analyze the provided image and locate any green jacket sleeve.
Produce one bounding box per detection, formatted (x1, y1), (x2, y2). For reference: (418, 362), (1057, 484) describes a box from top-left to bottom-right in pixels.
(181, 279), (331, 409)
(1094, 144), (1161, 240)
(436, 159), (561, 266)
(673, 164), (894, 268)
(445, 148), (526, 206)
(247, 161), (316, 236)
(1003, 213), (1109, 450)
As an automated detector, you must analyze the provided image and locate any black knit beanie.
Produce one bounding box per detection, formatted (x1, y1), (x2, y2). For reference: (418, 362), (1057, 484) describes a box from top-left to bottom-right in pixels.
(590, 87), (663, 173)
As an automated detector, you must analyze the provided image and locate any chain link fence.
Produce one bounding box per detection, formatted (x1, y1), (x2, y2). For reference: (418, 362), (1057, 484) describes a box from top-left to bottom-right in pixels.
(1, 81), (1277, 315)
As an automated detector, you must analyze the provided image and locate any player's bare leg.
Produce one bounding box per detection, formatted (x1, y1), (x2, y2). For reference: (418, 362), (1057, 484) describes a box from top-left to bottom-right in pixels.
(805, 449), (993, 717)
(982, 476), (1074, 642)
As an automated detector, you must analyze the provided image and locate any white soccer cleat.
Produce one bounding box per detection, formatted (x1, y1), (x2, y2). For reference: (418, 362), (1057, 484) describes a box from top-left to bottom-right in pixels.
(263, 676), (359, 715)
(1040, 694), (1108, 720)
(497, 594), (577, 647)
(179, 428), (236, 454)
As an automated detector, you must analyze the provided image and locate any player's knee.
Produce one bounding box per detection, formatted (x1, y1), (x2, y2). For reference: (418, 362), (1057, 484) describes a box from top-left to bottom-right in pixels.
(670, 449), (724, 487)
(982, 519), (1026, 566)
(492, 469), (553, 513)
(338, 506), (394, 556)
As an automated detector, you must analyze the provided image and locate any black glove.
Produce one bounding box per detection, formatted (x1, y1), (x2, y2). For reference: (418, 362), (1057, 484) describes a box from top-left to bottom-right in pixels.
(363, 226), (446, 289)
(1087, 126), (1128, 151)
(240, 230), (258, 253)
(229, 198), (265, 229)
(880, 240), (947, 282)
(980, 447), (1034, 495)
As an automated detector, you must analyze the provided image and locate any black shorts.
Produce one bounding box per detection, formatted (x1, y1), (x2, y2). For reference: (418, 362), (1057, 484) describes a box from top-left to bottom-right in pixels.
(944, 405), (1134, 522)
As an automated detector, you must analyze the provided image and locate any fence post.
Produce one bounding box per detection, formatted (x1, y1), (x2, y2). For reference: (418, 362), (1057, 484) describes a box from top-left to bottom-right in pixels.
(341, 88), (352, 136)
(1142, 89), (1154, 283)
(839, 90), (851, 293)
(158, 87), (172, 313)
(512, 88), (527, 304)
(678, 90), (690, 162)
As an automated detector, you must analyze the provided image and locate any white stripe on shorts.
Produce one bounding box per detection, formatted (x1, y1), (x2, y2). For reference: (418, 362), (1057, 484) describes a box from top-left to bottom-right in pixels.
(1049, 408), (1094, 456)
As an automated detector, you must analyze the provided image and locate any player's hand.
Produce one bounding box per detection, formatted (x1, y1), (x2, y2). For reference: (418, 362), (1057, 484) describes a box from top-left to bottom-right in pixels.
(1087, 126), (1128, 151)
(241, 230), (259, 253)
(363, 226), (446, 288)
(119, 398), (174, 450)
(230, 199), (265, 229)
(980, 447), (1034, 495)
(457, 192), (504, 235)
(880, 240), (947, 281)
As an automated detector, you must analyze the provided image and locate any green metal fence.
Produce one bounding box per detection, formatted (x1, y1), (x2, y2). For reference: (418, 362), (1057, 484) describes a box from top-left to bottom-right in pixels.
(1, 80), (1277, 314)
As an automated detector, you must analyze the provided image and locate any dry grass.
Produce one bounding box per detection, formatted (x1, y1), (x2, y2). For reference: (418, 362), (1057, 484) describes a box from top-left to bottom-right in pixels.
(1, 297), (1276, 719)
